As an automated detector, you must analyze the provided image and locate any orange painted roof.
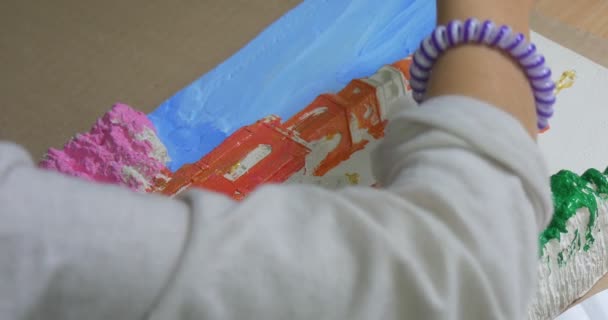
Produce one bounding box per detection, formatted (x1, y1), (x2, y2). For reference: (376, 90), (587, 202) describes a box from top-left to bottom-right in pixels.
(392, 57), (413, 81)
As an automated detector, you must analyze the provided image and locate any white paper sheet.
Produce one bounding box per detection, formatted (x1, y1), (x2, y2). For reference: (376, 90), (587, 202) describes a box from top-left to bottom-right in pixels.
(534, 32), (608, 175)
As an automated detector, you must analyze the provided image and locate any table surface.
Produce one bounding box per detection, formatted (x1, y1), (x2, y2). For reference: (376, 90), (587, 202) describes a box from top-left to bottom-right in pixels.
(537, 0), (608, 39)
(533, 0), (608, 68)
(0, 0), (607, 309)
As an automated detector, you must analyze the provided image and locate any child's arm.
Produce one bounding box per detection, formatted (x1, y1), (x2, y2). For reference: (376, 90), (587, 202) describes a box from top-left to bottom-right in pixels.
(429, 0), (538, 137)
(0, 94), (550, 320)
(0, 142), (190, 320)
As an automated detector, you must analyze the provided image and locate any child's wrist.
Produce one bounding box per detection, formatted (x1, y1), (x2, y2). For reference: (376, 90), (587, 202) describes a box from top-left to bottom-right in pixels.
(422, 6), (541, 137)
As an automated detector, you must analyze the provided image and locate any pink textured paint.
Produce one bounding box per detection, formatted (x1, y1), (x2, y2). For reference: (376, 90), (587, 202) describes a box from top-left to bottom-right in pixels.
(40, 103), (169, 191)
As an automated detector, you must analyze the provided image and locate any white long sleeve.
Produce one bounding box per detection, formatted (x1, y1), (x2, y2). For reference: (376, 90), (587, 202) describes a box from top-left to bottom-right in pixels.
(0, 95), (552, 320)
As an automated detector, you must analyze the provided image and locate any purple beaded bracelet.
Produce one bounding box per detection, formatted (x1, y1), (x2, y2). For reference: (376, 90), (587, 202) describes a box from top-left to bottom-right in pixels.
(410, 18), (556, 130)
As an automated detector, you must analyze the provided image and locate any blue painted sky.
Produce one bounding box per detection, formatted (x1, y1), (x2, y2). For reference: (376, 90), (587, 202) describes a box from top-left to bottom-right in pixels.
(148, 0), (436, 171)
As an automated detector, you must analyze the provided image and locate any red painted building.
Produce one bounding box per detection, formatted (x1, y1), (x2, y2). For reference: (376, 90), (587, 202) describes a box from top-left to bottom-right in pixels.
(161, 116), (310, 199)
(284, 78), (385, 176)
(160, 57), (413, 199)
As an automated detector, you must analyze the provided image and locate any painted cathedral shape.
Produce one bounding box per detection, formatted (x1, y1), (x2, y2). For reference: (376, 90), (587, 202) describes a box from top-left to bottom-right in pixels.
(158, 58), (414, 199)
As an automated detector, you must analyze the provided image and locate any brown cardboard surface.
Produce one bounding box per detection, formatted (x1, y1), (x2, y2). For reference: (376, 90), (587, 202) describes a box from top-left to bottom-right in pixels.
(536, 0), (608, 40)
(0, 0), (299, 160)
(1, 0), (607, 306)
(532, 9), (608, 68)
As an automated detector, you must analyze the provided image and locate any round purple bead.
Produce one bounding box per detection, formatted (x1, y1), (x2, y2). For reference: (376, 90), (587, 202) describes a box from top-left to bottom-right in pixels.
(506, 33), (525, 52)
(524, 55), (546, 70)
(463, 19), (474, 42)
(477, 20), (492, 43)
(491, 26), (510, 47)
(515, 43), (536, 60)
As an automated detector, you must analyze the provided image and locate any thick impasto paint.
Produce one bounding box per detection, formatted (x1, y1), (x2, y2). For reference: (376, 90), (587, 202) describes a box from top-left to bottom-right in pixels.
(148, 0), (436, 170)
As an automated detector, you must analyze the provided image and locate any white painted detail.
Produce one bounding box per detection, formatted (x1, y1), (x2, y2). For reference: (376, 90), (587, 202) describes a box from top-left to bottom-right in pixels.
(349, 114), (364, 144)
(287, 138), (381, 189)
(224, 144), (272, 181)
(348, 113), (376, 145)
(300, 106), (328, 120)
(364, 65), (409, 121)
(153, 171), (170, 181)
(121, 165), (151, 192)
(363, 105), (373, 119)
(263, 115), (280, 122)
(171, 183), (192, 198)
(303, 134), (341, 174)
(275, 126), (311, 147)
(135, 127), (171, 165)
(109, 117), (171, 166)
(287, 115), (381, 186)
(288, 107), (328, 131)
